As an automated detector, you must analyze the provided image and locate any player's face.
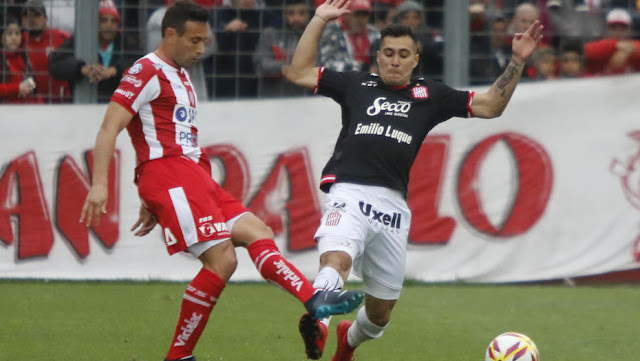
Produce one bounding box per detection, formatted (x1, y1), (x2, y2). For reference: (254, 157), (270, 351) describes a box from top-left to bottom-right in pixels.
(171, 21), (210, 68)
(2, 24), (22, 52)
(376, 36), (419, 87)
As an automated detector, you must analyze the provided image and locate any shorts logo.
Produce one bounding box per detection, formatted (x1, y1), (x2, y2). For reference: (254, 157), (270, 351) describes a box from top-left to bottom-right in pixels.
(358, 201), (402, 229)
(411, 86), (428, 99)
(325, 212), (342, 226)
(198, 222), (228, 238)
(333, 202), (346, 210)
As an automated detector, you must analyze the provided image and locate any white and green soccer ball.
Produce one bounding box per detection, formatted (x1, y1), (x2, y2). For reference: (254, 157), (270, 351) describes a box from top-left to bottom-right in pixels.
(485, 332), (539, 361)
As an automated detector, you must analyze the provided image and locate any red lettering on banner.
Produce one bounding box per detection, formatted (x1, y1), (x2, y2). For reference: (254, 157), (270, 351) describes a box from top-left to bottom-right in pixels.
(203, 144), (250, 202)
(457, 132), (553, 236)
(55, 151), (120, 258)
(0, 151), (54, 259)
(407, 135), (456, 244)
(248, 148), (321, 251)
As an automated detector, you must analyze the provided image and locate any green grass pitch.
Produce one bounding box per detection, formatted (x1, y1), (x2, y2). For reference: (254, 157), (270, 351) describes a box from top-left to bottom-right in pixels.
(1, 281), (638, 360)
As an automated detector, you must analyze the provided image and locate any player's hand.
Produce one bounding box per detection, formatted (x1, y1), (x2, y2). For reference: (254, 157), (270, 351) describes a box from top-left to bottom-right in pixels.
(130, 204), (158, 237)
(315, 0), (351, 22)
(79, 184), (108, 227)
(511, 20), (543, 62)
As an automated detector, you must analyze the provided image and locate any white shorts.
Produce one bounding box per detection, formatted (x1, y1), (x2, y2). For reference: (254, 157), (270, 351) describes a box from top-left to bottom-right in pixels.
(315, 183), (412, 300)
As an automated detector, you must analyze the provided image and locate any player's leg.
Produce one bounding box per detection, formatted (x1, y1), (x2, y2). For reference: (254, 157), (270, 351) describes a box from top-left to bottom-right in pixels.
(165, 240), (237, 361)
(330, 183), (410, 361)
(229, 212), (364, 318)
(299, 246), (355, 359)
(137, 157), (238, 361)
(332, 293), (396, 361)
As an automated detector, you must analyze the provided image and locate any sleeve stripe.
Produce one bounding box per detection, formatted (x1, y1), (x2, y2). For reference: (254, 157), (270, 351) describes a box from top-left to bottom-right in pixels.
(467, 91), (475, 118)
(312, 67), (325, 94)
(111, 97), (136, 115)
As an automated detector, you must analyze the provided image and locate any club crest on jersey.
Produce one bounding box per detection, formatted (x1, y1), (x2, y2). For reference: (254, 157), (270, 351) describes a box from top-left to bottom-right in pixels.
(128, 63), (142, 74)
(411, 86), (428, 99)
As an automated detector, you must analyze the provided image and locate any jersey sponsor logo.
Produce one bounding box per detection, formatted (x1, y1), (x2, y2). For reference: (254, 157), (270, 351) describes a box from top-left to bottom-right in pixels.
(173, 312), (203, 347)
(114, 88), (135, 99)
(366, 97), (411, 118)
(128, 63), (142, 74)
(177, 130), (198, 147)
(361, 80), (378, 87)
(354, 122), (413, 145)
(359, 201), (402, 230)
(411, 86), (428, 99)
(121, 74), (143, 87)
(173, 104), (197, 127)
(325, 211), (342, 226)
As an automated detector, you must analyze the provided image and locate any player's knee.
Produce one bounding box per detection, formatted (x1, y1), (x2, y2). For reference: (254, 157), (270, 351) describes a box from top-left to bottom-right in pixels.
(365, 308), (391, 327)
(319, 250), (352, 275)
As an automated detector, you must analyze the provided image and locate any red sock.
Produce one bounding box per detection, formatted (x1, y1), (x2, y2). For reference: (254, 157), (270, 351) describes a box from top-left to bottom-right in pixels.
(166, 268), (225, 360)
(247, 239), (316, 303)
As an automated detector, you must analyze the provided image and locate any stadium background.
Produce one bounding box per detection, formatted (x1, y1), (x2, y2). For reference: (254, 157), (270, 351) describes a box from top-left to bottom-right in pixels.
(1, 0), (639, 283)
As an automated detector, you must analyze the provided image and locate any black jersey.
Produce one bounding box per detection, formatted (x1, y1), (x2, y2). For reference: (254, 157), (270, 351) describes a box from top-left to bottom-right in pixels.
(317, 69), (472, 197)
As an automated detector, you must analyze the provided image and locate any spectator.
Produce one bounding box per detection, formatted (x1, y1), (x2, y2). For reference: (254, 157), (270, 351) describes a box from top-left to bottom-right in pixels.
(21, 0), (71, 103)
(509, 3), (541, 39)
(254, 0), (311, 97)
(213, 0), (275, 98)
(558, 38), (586, 77)
(527, 45), (558, 79)
(0, 16), (40, 103)
(48, 1), (137, 103)
(317, 0), (380, 72)
(584, 8), (640, 75)
(146, 0), (213, 100)
(371, 2), (398, 31)
(471, 13), (513, 84)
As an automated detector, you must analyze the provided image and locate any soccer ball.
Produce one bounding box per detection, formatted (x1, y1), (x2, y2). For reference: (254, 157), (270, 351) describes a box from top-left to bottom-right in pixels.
(485, 332), (539, 361)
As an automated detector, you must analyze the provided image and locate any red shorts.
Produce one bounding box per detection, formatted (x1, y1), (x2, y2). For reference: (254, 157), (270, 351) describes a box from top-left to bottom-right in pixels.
(137, 156), (248, 255)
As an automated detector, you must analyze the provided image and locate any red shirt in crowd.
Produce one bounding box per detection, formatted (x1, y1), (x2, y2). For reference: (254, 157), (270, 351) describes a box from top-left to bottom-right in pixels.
(22, 28), (72, 102)
(0, 50), (43, 104)
(584, 38), (640, 75)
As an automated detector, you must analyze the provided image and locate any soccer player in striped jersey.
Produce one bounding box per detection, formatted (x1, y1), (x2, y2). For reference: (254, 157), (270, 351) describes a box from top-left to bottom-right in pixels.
(79, 2), (363, 360)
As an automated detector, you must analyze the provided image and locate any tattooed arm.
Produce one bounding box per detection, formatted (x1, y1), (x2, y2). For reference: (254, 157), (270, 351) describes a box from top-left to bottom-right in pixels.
(471, 21), (543, 119)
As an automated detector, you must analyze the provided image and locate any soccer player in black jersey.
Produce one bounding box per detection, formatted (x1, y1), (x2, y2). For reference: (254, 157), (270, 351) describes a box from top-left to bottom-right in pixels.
(286, 0), (544, 360)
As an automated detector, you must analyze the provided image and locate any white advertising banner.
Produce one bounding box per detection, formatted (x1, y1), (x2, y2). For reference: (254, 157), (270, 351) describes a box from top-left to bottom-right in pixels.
(1, 75), (639, 283)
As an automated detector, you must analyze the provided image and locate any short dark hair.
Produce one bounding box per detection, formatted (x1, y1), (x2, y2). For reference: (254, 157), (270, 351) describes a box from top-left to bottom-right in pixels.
(161, 0), (210, 38)
(379, 24), (417, 49)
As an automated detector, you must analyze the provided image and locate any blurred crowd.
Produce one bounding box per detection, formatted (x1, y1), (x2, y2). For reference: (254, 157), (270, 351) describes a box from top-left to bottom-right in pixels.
(1, 0), (639, 103)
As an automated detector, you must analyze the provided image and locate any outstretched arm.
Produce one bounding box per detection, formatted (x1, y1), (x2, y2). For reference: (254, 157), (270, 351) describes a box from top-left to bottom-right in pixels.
(471, 21), (543, 119)
(79, 102), (133, 227)
(286, 0), (351, 90)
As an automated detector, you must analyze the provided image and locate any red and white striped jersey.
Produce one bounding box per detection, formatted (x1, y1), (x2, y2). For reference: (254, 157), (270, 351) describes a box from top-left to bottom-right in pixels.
(111, 52), (207, 169)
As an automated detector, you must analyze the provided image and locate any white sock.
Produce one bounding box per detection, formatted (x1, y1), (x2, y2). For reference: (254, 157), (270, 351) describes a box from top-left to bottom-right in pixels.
(313, 266), (344, 291)
(347, 307), (387, 348)
(313, 267), (344, 327)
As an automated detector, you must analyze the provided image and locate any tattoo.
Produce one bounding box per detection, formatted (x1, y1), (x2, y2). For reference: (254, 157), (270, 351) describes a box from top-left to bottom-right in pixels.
(496, 62), (520, 97)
